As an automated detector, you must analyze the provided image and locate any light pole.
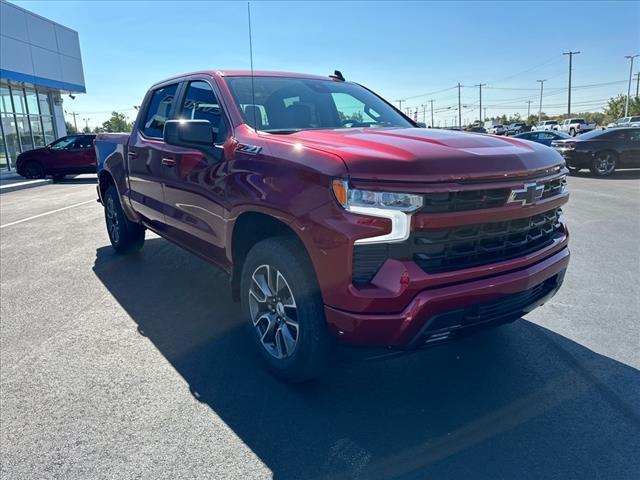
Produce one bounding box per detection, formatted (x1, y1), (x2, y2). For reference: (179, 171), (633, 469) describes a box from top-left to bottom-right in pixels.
(475, 83), (486, 124)
(429, 99), (435, 127)
(83, 118), (90, 131)
(563, 51), (580, 116)
(624, 55), (639, 116)
(536, 80), (546, 123)
(457, 83), (462, 128)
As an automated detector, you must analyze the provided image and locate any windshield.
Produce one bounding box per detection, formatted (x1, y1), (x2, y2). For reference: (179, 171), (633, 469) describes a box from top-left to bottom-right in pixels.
(224, 76), (413, 133)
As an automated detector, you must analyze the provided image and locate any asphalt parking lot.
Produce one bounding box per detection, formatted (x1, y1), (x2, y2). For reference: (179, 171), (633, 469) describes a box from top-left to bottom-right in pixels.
(1, 172), (639, 480)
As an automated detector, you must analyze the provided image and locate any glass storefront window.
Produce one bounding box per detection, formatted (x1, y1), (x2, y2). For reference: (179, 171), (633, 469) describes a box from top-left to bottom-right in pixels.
(25, 89), (39, 115)
(38, 92), (52, 116)
(15, 114), (33, 154)
(0, 126), (7, 170)
(30, 116), (45, 147)
(1, 86), (12, 113)
(1, 113), (20, 167)
(41, 116), (55, 145)
(12, 89), (26, 114)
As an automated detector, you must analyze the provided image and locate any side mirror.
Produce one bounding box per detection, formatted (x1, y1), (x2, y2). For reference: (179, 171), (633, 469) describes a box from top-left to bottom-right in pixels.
(163, 120), (215, 150)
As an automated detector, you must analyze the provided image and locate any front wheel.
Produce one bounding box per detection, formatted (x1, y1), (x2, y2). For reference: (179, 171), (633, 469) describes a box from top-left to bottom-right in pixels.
(589, 151), (617, 176)
(241, 236), (332, 382)
(569, 128), (576, 137)
(21, 161), (45, 179)
(104, 185), (145, 253)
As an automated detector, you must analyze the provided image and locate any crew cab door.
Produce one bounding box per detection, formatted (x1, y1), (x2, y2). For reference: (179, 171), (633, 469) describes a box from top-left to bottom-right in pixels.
(161, 79), (231, 269)
(127, 83), (180, 226)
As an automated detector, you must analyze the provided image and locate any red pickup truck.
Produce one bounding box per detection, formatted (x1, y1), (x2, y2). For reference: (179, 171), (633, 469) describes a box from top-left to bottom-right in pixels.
(95, 70), (570, 381)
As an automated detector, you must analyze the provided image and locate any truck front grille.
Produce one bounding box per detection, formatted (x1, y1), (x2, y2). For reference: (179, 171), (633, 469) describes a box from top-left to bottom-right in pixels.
(351, 207), (563, 284)
(413, 208), (562, 274)
(420, 175), (566, 213)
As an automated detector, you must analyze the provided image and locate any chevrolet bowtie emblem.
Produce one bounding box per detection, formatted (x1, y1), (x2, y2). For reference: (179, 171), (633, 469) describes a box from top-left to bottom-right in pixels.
(507, 182), (544, 206)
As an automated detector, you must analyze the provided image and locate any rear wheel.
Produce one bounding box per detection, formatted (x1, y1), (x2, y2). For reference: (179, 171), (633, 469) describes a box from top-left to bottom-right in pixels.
(104, 185), (145, 253)
(589, 151), (617, 176)
(21, 161), (45, 179)
(241, 236), (332, 382)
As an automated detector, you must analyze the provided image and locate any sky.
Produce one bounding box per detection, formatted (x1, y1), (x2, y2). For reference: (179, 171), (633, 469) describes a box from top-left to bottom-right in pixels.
(14, 0), (640, 129)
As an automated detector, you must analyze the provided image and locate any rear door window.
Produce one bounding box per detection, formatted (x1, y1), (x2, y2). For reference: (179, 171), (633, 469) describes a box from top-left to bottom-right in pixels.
(142, 84), (179, 138)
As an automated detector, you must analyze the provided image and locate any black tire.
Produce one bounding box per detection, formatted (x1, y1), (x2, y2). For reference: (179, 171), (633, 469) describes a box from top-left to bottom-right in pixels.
(52, 174), (66, 182)
(241, 236), (332, 382)
(589, 151), (617, 177)
(569, 128), (576, 137)
(104, 185), (145, 254)
(21, 161), (45, 179)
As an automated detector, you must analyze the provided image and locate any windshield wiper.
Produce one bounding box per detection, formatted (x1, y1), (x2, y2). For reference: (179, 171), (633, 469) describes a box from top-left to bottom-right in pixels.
(263, 128), (304, 134)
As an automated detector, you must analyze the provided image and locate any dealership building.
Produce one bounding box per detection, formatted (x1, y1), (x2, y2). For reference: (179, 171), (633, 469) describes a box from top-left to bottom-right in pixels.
(0, 0), (85, 172)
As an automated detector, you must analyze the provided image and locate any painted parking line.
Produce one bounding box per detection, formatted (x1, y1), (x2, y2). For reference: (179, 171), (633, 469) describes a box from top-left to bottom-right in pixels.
(0, 200), (96, 229)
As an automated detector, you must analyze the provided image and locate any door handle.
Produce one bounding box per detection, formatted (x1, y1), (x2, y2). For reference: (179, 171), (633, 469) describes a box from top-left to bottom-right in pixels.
(127, 150), (138, 159)
(161, 157), (176, 167)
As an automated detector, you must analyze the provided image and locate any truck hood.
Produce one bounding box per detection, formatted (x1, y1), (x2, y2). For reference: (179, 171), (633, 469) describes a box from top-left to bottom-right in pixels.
(285, 127), (564, 182)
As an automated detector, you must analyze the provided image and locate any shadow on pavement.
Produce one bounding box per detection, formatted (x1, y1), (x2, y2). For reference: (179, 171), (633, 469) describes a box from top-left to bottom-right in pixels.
(93, 238), (640, 480)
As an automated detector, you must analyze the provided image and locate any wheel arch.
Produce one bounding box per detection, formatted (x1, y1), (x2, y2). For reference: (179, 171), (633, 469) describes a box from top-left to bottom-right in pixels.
(230, 210), (318, 302)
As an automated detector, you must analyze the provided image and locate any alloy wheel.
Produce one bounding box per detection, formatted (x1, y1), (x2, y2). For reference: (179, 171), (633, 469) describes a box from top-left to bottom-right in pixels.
(594, 153), (615, 175)
(248, 264), (299, 359)
(106, 196), (120, 244)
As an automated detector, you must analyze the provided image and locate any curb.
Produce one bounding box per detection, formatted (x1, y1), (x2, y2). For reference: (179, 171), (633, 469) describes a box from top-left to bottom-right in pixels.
(0, 178), (52, 194)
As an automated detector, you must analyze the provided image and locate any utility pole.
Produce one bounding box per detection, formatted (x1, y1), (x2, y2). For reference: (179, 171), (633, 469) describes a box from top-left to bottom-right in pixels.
(83, 118), (90, 131)
(635, 72), (640, 97)
(624, 55), (639, 116)
(420, 104), (426, 124)
(429, 99), (434, 127)
(563, 51), (580, 116)
(65, 111), (79, 132)
(536, 79), (546, 123)
(397, 99), (404, 111)
(457, 82), (462, 128)
(526, 100), (532, 121)
(475, 83), (486, 125)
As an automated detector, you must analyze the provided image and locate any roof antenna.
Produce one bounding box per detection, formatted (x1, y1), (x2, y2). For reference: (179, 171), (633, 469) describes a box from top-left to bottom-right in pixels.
(330, 70), (345, 81)
(247, 2), (258, 133)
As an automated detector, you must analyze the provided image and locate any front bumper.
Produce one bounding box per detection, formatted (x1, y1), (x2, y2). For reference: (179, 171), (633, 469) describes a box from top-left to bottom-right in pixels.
(324, 246), (569, 348)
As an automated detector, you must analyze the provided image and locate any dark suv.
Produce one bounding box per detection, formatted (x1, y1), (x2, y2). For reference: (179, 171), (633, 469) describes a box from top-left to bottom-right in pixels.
(16, 134), (96, 180)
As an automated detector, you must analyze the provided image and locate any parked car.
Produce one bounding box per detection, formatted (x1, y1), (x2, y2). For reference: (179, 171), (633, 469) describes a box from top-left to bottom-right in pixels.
(505, 122), (528, 136)
(465, 125), (487, 133)
(606, 116), (640, 129)
(488, 124), (506, 135)
(95, 70), (570, 381)
(16, 134), (97, 180)
(555, 118), (597, 136)
(532, 120), (558, 131)
(552, 127), (640, 176)
(515, 130), (571, 146)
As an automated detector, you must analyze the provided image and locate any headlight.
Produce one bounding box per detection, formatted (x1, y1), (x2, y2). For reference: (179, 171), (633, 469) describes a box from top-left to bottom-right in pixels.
(332, 180), (423, 212)
(332, 179), (423, 244)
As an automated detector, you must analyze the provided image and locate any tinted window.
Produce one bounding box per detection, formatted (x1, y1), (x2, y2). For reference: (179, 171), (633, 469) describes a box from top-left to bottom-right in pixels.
(178, 81), (227, 141)
(628, 129), (640, 141)
(50, 136), (78, 150)
(224, 76), (412, 132)
(630, 117), (640, 122)
(142, 84), (179, 138)
(74, 135), (95, 149)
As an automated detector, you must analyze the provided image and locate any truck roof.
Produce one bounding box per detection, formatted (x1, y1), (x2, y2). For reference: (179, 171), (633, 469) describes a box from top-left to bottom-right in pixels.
(150, 70), (336, 88)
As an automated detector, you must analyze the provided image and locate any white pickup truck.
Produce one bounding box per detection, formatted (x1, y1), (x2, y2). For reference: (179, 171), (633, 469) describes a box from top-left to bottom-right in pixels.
(555, 118), (597, 136)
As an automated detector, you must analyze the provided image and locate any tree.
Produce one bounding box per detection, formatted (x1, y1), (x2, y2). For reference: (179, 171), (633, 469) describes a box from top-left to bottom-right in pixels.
(95, 111), (133, 133)
(82, 126), (91, 134)
(603, 95), (640, 124)
(65, 121), (77, 134)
